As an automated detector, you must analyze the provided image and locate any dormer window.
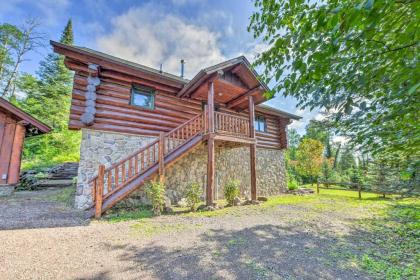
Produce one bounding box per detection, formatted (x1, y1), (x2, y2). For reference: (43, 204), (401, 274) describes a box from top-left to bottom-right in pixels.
(131, 85), (155, 109)
(255, 115), (266, 132)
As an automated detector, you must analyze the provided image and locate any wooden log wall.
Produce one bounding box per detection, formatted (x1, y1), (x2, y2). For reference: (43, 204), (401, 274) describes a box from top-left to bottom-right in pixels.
(0, 111), (25, 185)
(67, 60), (202, 136)
(65, 58), (288, 149)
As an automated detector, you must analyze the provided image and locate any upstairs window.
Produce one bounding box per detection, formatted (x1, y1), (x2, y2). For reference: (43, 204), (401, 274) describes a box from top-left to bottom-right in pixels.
(255, 115), (266, 132)
(131, 85), (155, 109)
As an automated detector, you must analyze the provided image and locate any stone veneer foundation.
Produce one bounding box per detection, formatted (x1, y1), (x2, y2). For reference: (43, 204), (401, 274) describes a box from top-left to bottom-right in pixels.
(75, 129), (286, 209)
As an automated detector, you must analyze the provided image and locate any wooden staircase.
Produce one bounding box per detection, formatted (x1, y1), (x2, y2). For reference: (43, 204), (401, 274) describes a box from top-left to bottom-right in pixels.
(88, 113), (205, 218)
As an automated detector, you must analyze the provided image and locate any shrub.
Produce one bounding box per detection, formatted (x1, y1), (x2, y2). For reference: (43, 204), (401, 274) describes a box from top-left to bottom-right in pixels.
(145, 180), (165, 215)
(185, 183), (202, 211)
(287, 178), (299, 190)
(224, 179), (240, 205)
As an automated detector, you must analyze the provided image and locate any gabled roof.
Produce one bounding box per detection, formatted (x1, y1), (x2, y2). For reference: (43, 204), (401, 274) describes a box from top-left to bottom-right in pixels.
(0, 97), (51, 134)
(177, 56), (270, 98)
(51, 41), (188, 85)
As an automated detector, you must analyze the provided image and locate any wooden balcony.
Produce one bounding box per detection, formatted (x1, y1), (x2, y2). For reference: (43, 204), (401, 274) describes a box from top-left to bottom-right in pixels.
(203, 110), (256, 145)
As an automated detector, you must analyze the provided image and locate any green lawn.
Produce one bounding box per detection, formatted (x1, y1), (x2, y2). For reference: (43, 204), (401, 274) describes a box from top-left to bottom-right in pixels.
(103, 187), (419, 279)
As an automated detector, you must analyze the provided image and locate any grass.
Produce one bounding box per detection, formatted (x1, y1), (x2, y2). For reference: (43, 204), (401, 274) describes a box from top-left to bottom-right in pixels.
(356, 197), (420, 279)
(47, 186), (76, 206)
(102, 187), (418, 279)
(105, 206), (154, 223)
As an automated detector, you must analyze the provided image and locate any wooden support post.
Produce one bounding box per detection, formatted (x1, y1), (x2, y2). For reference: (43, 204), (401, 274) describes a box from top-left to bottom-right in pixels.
(358, 184), (362, 200)
(158, 132), (165, 183)
(207, 135), (215, 205)
(317, 180), (320, 194)
(208, 81), (215, 133)
(203, 105), (208, 133)
(95, 164), (105, 219)
(7, 123), (25, 184)
(206, 81), (215, 206)
(248, 96), (257, 201)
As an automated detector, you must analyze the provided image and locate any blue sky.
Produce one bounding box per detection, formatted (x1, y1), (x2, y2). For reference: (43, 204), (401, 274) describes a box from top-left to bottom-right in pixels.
(0, 0), (321, 134)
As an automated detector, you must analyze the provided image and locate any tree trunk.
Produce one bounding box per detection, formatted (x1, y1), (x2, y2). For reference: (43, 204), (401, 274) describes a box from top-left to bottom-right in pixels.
(333, 143), (341, 169)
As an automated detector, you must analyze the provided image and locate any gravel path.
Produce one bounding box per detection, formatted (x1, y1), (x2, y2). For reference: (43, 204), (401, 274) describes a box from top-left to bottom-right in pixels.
(0, 190), (372, 280)
(0, 188), (88, 230)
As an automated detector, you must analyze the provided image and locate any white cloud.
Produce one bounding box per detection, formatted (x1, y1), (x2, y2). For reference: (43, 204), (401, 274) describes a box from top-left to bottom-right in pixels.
(289, 119), (305, 130)
(96, 5), (226, 78)
(238, 42), (270, 63)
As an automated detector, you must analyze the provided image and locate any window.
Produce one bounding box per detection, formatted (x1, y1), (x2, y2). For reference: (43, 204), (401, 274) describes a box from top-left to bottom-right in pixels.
(131, 86), (155, 109)
(255, 115), (266, 132)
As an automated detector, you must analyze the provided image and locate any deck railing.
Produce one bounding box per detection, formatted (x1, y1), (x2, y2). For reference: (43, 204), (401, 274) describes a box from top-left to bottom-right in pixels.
(214, 111), (250, 138)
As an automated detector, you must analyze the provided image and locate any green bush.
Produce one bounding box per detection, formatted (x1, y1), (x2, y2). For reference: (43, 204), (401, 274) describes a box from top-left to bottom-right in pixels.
(22, 130), (81, 170)
(185, 183), (202, 211)
(224, 179), (240, 205)
(287, 178), (299, 190)
(145, 180), (166, 215)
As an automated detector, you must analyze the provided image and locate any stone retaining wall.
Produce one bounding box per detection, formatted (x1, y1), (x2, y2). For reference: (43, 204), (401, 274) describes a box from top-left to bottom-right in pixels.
(75, 129), (157, 209)
(75, 129), (286, 209)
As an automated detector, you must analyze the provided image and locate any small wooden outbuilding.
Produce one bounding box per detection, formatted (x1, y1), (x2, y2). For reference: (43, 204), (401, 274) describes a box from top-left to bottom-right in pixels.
(0, 97), (50, 189)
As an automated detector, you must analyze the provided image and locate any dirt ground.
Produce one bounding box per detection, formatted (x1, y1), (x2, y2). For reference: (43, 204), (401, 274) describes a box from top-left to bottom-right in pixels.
(0, 188), (386, 280)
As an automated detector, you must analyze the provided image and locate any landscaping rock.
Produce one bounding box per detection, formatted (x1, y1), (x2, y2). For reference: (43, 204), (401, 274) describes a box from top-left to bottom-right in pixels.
(197, 204), (208, 211)
(233, 197), (241, 206)
(19, 162), (79, 191)
(242, 200), (261, 206)
(203, 206), (216, 211)
(287, 188), (315, 195)
(164, 196), (172, 208)
(177, 198), (188, 208)
(164, 206), (174, 214)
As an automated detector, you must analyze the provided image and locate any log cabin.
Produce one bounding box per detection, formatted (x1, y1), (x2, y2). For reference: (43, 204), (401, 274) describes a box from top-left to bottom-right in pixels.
(52, 41), (301, 217)
(0, 97), (51, 195)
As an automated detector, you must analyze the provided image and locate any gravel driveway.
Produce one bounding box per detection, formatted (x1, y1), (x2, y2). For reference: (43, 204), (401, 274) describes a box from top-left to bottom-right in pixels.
(0, 189), (374, 280)
(0, 187), (88, 230)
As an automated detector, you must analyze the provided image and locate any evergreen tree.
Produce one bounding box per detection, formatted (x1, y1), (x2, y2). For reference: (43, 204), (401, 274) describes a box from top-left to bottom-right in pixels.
(19, 19), (73, 129)
(325, 135), (332, 159)
(60, 19), (73, 45)
(17, 19), (80, 169)
(37, 19), (73, 91)
(367, 160), (400, 194)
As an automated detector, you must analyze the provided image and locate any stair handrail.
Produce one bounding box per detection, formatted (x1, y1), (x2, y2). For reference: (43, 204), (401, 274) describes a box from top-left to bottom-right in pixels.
(89, 112), (204, 214)
(88, 113), (203, 184)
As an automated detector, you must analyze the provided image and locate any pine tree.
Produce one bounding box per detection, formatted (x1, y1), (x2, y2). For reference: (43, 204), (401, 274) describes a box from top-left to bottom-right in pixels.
(19, 19), (74, 129)
(60, 19), (73, 45)
(325, 135), (332, 159)
(367, 160), (400, 194)
(16, 19), (80, 169)
(37, 19), (73, 90)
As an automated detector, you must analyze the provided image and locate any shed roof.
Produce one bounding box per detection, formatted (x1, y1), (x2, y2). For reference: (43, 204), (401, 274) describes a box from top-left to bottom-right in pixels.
(0, 97), (51, 135)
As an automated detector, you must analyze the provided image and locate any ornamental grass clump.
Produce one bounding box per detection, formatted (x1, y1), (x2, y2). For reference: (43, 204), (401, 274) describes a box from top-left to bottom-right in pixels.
(224, 179), (240, 206)
(145, 180), (166, 216)
(185, 182), (202, 212)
